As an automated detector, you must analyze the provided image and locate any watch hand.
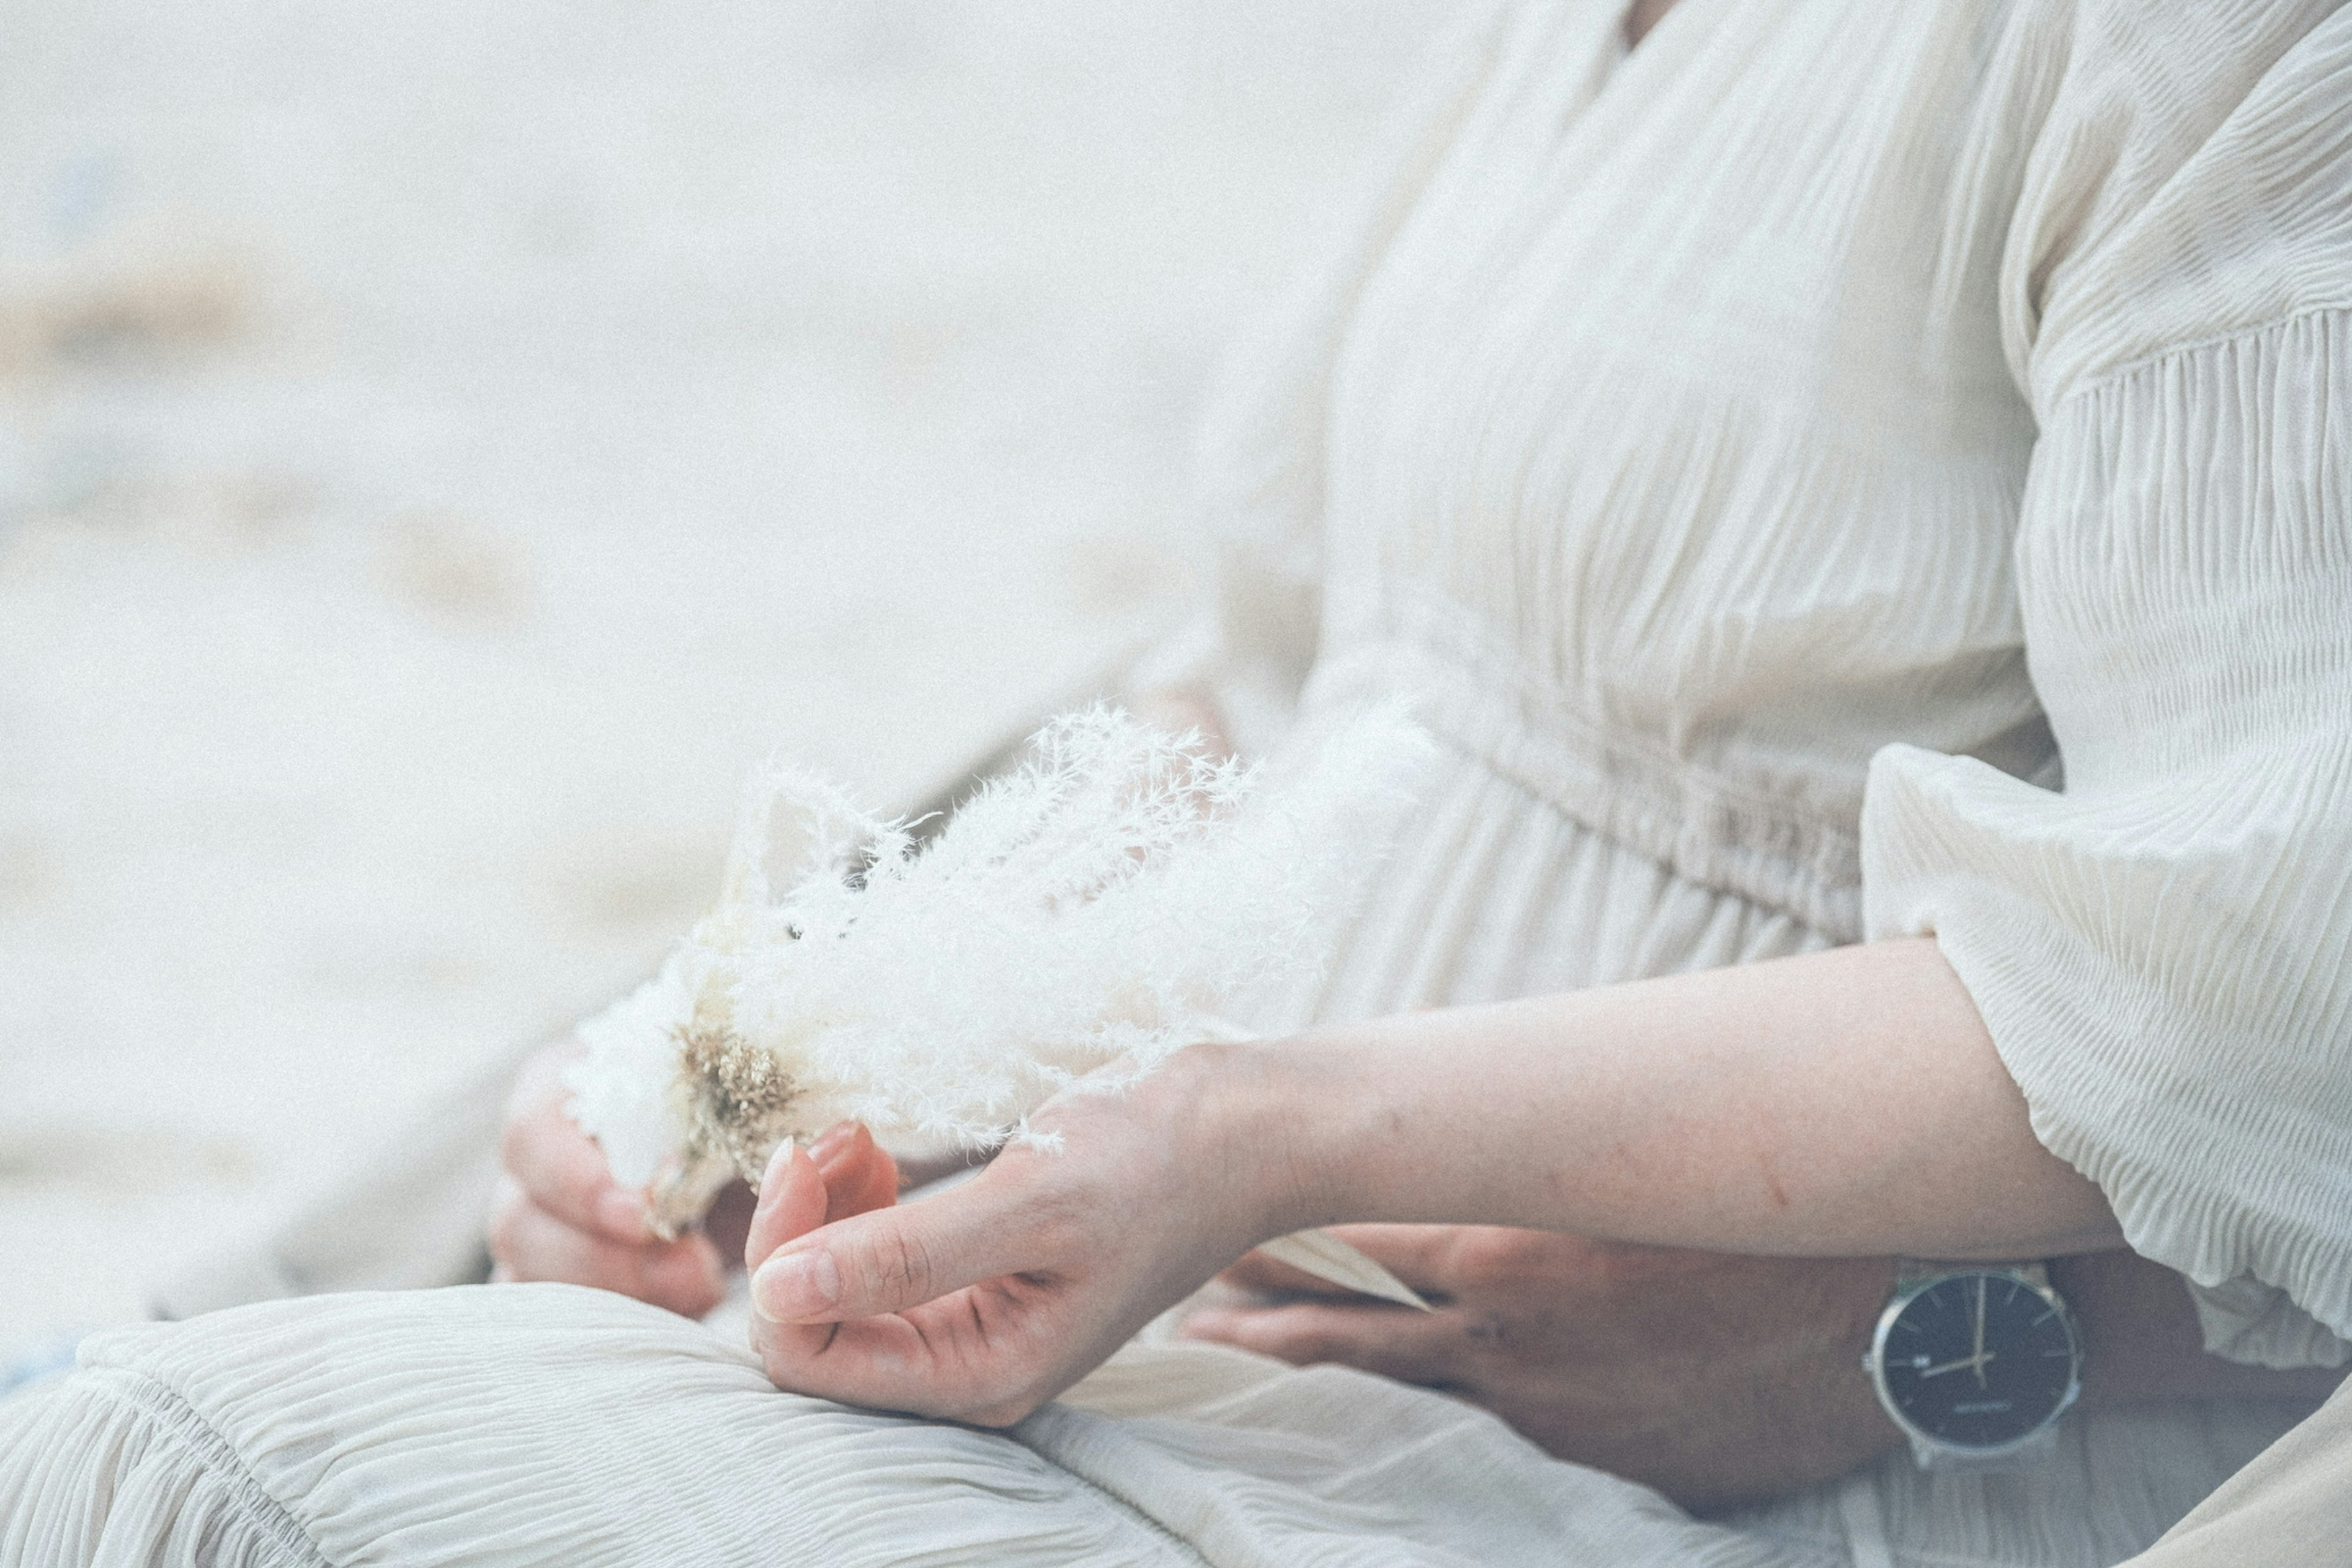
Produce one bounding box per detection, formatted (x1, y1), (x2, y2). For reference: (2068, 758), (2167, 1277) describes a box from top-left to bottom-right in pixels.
(1972, 1276), (1989, 1389)
(1917, 1352), (1997, 1378)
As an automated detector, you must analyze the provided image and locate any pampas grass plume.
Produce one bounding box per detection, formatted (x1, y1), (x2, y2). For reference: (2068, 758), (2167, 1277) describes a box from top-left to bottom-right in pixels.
(566, 703), (1434, 1242)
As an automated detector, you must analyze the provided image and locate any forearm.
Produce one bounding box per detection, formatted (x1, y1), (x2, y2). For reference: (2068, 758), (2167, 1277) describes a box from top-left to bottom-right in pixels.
(742, 937), (2334, 1430)
(1262, 937), (2122, 1259)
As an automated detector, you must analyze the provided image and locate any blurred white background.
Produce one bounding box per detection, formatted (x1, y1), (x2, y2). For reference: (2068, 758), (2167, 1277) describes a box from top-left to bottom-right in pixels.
(0, 0), (1457, 1341)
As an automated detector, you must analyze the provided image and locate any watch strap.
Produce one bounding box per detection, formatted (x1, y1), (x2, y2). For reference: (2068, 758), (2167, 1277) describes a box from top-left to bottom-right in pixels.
(1904, 1422), (2060, 1471)
(1893, 1259), (2048, 1289)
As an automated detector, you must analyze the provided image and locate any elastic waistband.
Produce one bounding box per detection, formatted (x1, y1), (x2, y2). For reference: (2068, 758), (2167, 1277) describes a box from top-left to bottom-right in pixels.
(1301, 621), (1863, 942)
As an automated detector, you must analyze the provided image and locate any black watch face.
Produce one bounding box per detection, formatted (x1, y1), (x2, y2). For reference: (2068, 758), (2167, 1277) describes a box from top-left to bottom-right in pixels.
(1877, 1272), (2078, 1449)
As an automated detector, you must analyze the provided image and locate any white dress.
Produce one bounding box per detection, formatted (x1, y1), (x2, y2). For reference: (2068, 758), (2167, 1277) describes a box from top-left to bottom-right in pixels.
(7, 2), (2350, 1564)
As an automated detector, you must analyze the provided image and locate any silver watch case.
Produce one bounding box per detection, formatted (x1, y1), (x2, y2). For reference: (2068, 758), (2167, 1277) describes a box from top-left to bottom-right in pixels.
(1863, 1262), (2081, 1472)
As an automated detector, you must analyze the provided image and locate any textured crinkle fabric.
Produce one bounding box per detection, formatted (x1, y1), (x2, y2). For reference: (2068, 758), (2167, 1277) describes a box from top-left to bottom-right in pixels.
(1858, 18), (2352, 1365)
(0, 1285), (1811, 1568)
(0, 1371), (326, 1568)
(1165, 0), (2352, 1370)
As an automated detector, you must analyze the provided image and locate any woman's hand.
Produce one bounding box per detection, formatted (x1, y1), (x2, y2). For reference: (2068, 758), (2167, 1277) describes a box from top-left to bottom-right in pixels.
(745, 1043), (1292, 1425)
(488, 1039), (731, 1316)
(1182, 1234), (2352, 1509)
(1184, 1229), (1901, 1509)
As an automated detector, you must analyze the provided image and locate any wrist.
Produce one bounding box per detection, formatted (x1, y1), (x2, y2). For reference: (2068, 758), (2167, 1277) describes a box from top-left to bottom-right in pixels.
(1211, 1031), (1401, 1240)
(1172, 1035), (1368, 1246)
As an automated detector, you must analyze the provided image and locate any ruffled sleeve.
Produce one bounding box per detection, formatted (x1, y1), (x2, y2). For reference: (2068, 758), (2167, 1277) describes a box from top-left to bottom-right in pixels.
(1128, 5), (1512, 757)
(1861, 4), (2352, 1366)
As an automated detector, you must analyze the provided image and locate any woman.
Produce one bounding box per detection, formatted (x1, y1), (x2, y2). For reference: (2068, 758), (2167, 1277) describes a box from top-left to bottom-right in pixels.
(7, 1), (2348, 1563)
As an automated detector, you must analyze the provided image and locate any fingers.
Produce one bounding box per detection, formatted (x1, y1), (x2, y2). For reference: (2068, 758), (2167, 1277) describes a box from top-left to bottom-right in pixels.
(753, 1279), (1065, 1425)
(489, 1179), (725, 1317)
(746, 1144), (1130, 1423)
(750, 1163), (1057, 1325)
(812, 1124), (900, 1224)
(500, 1045), (650, 1244)
(744, 1126), (903, 1272)
(489, 1041), (723, 1314)
(745, 1155), (1058, 1420)
(1181, 1299), (1469, 1387)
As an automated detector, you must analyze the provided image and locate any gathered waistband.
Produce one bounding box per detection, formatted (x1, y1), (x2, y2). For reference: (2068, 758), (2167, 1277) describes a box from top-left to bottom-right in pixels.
(1300, 619), (1864, 943)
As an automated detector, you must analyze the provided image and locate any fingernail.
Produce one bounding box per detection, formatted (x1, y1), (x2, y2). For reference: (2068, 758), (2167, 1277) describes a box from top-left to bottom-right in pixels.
(598, 1189), (648, 1237)
(758, 1141), (798, 1198)
(752, 1250), (841, 1322)
(809, 1122), (856, 1162)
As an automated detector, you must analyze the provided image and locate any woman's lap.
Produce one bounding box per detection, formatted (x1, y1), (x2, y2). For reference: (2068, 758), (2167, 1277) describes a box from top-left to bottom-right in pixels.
(0, 1284), (1800, 1568)
(17, 774), (2299, 1568)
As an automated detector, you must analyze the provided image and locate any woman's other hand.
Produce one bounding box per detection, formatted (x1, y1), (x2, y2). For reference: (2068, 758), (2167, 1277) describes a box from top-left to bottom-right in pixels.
(745, 1044), (1286, 1426)
(488, 1039), (729, 1316)
(1184, 1231), (1900, 1509)
(1178, 1234), (2352, 1510)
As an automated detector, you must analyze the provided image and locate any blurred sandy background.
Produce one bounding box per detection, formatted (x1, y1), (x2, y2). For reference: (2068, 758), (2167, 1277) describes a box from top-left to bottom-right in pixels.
(0, 0), (1455, 1345)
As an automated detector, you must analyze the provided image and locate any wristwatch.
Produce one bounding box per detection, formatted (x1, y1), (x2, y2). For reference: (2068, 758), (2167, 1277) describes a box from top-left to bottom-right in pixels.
(1863, 1261), (2082, 1470)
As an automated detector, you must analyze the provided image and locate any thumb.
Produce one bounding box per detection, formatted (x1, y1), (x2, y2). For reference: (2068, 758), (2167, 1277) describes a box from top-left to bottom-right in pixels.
(750, 1170), (1045, 1324)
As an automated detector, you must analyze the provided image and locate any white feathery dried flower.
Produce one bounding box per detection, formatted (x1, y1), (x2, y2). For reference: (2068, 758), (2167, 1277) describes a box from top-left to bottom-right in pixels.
(565, 703), (1436, 1305)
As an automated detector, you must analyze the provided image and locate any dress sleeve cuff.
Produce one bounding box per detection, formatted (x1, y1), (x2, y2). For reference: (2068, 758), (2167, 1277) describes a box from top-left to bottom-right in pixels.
(1862, 742), (2352, 1370)
(2187, 1276), (2352, 1371)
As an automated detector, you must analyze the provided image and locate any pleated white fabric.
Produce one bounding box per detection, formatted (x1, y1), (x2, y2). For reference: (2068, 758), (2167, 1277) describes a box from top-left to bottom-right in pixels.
(0, 1287), (1820, 1568)
(0, 1281), (2305, 1568)
(1863, 307), (2352, 1370)
(7, 1), (2350, 1564)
